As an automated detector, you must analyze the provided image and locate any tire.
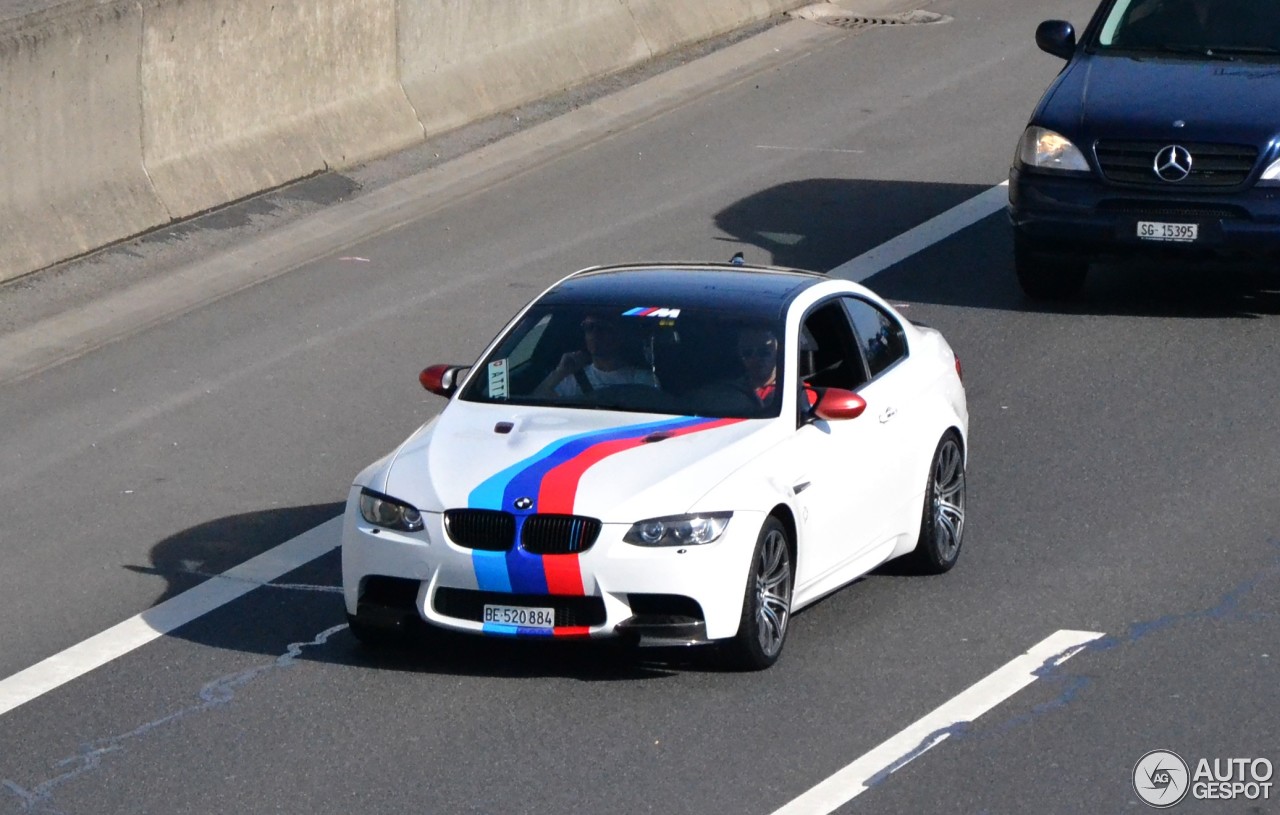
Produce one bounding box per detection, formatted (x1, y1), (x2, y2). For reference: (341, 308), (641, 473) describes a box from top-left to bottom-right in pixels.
(903, 431), (966, 575)
(720, 517), (794, 671)
(346, 611), (411, 649)
(1014, 233), (1088, 300)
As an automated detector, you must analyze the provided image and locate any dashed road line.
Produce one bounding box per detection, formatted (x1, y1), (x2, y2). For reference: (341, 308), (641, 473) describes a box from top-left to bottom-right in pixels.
(768, 629), (1106, 815)
(829, 180), (1008, 283)
(0, 518), (341, 718)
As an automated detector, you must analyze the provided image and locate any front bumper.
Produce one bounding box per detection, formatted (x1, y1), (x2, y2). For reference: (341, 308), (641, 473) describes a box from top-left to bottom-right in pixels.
(1009, 166), (1280, 257)
(339, 487), (763, 644)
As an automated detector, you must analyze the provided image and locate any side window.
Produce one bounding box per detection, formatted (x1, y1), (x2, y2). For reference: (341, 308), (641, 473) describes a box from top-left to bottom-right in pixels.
(841, 297), (906, 378)
(798, 301), (867, 391)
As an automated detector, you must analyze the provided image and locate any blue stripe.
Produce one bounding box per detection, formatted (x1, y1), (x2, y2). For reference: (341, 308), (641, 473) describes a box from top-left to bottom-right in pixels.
(470, 417), (692, 510)
(466, 415), (712, 597)
(496, 416), (705, 513)
(481, 623), (555, 637)
(472, 550), (512, 592)
(506, 517), (548, 593)
(622, 307), (647, 316)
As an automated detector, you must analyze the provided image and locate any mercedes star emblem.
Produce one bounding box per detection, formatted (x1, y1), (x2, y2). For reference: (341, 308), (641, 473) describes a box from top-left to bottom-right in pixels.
(1154, 144), (1193, 183)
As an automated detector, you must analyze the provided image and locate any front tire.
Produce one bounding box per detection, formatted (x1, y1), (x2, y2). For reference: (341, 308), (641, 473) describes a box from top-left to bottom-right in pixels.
(346, 611), (412, 649)
(720, 517), (793, 671)
(903, 431), (966, 574)
(1014, 233), (1088, 300)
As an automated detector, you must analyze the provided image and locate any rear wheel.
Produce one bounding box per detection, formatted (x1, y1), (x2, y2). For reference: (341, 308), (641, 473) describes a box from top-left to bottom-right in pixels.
(720, 517), (793, 670)
(1014, 233), (1088, 300)
(903, 431), (966, 574)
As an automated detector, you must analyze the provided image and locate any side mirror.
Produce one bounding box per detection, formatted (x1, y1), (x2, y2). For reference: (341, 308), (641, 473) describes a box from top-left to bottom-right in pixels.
(1035, 20), (1076, 60)
(812, 388), (867, 421)
(419, 364), (469, 397)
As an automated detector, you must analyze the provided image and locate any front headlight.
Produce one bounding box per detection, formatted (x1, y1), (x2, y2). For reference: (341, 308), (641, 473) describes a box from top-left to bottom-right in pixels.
(1016, 126), (1090, 172)
(624, 512), (732, 547)
(1259, 157), (1280, 185)
(358, 488), (425, 532)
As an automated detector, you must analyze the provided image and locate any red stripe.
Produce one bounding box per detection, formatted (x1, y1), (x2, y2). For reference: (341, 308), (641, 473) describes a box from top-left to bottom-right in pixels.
(553, 626), (591, 638)
(639, 307), (659, 316)
(534, 417), (744, 602)
(538, 437), (644, 513)
(537, 418), (744, 514)
(542, 554), (584, 595)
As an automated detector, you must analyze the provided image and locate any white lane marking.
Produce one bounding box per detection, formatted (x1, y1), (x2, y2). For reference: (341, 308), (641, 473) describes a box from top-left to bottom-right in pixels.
(755, 145), (866, 154)
(0, 518), (341, 719)
(769, 629), (1106, 815)
(0, 180), (1010, 721)
(829, 180), (1009, 283)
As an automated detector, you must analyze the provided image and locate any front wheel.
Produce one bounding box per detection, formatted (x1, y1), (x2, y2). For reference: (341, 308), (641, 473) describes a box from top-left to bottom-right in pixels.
(1014, 233), (1088, 300)
(346, 611), (412, 649)
(903, 431), (966, 574)
(720, 517), (793, 670)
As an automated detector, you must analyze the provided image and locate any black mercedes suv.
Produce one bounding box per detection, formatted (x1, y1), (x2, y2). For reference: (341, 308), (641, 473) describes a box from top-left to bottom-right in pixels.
(1008, 0), (1280, 299)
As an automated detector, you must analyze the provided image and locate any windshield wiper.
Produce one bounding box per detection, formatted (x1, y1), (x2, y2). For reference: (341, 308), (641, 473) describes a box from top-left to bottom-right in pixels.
(1150, 44), (1238, 60)
(1114, 43), (1238, 60)
(1204, 45), (1280, 56)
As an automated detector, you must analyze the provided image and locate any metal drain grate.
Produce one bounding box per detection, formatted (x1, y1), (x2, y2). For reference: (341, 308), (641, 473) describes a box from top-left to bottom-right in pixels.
(819, 10), (949, 29)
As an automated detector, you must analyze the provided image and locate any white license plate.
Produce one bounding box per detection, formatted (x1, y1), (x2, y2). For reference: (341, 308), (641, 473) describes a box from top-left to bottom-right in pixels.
(483, 604), (555, 628)
(1137, 221), (1198, 242)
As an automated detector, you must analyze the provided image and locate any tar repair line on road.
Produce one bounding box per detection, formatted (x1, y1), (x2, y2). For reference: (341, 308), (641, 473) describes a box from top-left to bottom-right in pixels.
(0, 180), (1011, 719)
(0, 518), (341, 718)
(768, 629), (1107, 815)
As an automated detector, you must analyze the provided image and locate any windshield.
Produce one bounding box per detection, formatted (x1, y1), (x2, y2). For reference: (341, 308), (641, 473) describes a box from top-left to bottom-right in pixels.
(1095, 0), (1280, 56)
(459, 303), (788, 419)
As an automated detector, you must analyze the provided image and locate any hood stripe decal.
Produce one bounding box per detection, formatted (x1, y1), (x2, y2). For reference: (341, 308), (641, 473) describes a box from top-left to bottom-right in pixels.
(537, 417), (743, 514)
(466, 415), (741, 599)
(469, 416), (709, 512)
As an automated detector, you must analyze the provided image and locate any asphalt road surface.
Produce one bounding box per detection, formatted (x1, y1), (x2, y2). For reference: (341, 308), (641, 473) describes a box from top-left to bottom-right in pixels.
(1, 0), (1277, 813)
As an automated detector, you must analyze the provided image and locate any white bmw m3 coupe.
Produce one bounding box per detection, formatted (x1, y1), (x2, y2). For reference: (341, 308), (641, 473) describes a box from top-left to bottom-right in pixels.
(341, 262), (968, 669)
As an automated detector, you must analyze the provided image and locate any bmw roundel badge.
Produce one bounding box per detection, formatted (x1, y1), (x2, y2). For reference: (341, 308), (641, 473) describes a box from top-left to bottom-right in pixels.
(514, 497), (533, 510)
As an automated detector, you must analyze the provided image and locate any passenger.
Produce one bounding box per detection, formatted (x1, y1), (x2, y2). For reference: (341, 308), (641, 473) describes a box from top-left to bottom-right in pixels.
(735, 326), (818, 408)
(536, 313), (658, 397)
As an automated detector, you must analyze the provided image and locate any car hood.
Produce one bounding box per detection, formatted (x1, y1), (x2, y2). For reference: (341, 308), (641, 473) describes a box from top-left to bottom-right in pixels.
(1041, 54), (1280, 145)
(375, 403), (783, 522)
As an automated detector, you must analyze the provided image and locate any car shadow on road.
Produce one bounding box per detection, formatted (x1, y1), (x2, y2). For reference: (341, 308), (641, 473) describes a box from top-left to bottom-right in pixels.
(130, 503), (728, 681)
(716, 177), (1280, 318)
(125, 502), (345, 605)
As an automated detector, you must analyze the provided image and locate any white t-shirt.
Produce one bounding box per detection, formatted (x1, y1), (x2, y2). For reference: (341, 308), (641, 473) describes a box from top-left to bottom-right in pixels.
(554, 364), (658, 397)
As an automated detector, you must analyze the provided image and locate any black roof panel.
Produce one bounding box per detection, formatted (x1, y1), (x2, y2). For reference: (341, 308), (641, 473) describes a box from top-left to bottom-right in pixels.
(539, 264), (825, 320)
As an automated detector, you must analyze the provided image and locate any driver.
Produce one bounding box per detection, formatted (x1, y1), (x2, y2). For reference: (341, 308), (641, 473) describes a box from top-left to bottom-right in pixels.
(536, 313), (658, 397)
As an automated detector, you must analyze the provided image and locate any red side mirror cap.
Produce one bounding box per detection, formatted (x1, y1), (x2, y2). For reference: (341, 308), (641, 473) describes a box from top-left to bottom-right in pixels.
(812, 387), (866, 421)
(419, 364), (467, 397)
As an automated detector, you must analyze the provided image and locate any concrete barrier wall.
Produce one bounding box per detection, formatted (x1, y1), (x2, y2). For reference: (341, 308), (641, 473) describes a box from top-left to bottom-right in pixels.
(141, 0), (423, 220)
(400, 0), (652, 140)
(0, 3), (169, 281)
(0, 0), (808, 284)
(628, 0), (804, 53)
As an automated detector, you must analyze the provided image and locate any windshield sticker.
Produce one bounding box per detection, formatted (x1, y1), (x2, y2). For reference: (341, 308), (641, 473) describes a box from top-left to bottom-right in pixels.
(622, 307), (681, 318)
(487, 359), (509, 399)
